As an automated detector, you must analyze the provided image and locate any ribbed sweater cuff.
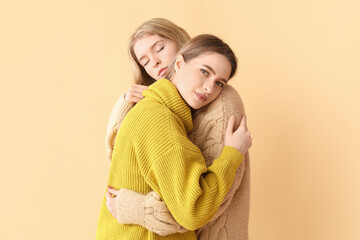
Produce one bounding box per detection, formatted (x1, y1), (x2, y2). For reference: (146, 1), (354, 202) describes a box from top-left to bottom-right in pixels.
(215, 146), (244, 171)
(115, 188), (146, 226)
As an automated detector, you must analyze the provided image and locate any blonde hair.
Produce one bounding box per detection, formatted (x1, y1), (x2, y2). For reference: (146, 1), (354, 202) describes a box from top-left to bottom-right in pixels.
(128, 18), (191, 86)
(106, 19), (190, 162)
(165, 34), (237, 81)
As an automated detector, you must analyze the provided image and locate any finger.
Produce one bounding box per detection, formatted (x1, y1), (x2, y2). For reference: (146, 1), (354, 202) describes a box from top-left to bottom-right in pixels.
(155, 211), (178, 225)
(105, 191), (111, 200)
(149, 191), (161, 201)
(106, 190), (116, 198)
(128, 91), (144, 100)
(128, 89), (144, 97)
(131, 85), (148, 93)
(133, 84), (149, 90)
(131, 88), (146, 96)
(226, 115), (235, 135)
(107, 188), (119, 197)
(133, 91), (145, 99)
(128, 97), (142, 103)
(240, 115), (247, 128)
(153, 226), (178, 236)
(150, 222), (179, 236)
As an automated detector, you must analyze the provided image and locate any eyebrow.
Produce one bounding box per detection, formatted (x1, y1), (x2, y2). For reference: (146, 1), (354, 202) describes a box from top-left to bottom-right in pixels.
(202, 65), (228, 82)
(138, 40), (165, 62)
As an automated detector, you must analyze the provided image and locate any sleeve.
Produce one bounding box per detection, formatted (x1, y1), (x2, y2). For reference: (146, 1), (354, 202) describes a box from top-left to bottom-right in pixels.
(144, 144), (244, 231)
(115, 189), (187, 236)
(194, 84), (249, 239)
(105, 92), (134, 162)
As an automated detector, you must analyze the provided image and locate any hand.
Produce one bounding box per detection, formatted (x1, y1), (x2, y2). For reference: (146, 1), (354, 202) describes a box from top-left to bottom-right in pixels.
(224, 115), (252, 155)
(125, 84), (148, 103)
(112, 188), (187, 236)
(105, 186), (119, 219)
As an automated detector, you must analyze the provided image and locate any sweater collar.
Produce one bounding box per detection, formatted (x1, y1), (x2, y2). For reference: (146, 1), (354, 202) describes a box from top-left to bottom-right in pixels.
(142, 79), (193, 133)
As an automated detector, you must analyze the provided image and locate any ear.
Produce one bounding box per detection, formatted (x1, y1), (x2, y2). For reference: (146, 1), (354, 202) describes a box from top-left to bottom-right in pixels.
(175, 54), (185, 71)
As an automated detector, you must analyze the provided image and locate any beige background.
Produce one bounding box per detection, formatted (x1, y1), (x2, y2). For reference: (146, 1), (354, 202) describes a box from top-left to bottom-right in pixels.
(1, 0), (359, 239)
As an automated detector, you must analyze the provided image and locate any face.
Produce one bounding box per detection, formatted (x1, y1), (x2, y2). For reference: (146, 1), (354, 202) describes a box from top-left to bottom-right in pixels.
(172, 52), (232, 109)
(133, 34), (179, 80)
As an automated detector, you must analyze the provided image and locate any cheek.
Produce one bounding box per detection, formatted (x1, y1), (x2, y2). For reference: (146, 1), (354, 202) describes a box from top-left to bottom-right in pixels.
(165, 46), (178, 61)
(164, 50), (176, 64)
(144, 66), (157, 80)
(209, 89), (222, 102)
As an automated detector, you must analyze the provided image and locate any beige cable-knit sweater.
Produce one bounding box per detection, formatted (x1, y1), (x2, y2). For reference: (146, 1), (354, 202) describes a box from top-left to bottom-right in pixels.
(106, 85), (250, 239)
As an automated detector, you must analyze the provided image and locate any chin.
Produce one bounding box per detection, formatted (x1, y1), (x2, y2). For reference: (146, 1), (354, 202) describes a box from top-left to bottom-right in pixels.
(189, 102), (204, 110)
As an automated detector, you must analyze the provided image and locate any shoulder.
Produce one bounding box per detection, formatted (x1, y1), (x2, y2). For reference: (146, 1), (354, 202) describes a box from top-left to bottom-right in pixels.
(124, 98), (187, 140)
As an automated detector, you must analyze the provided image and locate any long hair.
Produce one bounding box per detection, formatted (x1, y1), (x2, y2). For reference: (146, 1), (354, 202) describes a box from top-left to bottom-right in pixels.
(107, 19), (190, 162)
(165, 34), (237, 81)
(128, 18), (191, 86)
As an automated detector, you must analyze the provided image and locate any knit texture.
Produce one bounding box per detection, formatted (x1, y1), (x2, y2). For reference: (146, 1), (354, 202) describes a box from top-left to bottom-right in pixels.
(105, 92), (134, 162)
(116, 188), (187, 236)
(96, 79), (244, 240)
(190, 85), (250, 240)
(106, 84), (251, 239)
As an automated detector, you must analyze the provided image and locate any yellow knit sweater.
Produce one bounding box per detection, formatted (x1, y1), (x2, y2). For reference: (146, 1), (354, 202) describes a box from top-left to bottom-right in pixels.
(95, 79), (244, 240)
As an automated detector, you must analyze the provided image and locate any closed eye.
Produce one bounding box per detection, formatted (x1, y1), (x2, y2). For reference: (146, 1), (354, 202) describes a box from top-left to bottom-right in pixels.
(157, 46), (164, 52)
(143, 60), (149, 67)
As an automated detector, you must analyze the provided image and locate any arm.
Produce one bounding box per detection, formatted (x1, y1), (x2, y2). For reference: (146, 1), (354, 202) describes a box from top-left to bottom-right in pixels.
(193, 84), (247, 225)
(105, 92), (134, 162)
(107, 85), (249, 235)
(114, 189), (186, 236)
(143, 141), (244, 231)
(105, 84), (148, 162)
(193, 85), (250, 239)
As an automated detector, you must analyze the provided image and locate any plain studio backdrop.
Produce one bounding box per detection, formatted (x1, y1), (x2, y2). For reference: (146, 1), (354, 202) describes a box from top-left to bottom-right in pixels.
(1, 0), (359, 239)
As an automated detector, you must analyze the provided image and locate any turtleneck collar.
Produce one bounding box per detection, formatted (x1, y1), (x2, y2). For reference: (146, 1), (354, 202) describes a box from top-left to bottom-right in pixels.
(142, 79), (193, 133)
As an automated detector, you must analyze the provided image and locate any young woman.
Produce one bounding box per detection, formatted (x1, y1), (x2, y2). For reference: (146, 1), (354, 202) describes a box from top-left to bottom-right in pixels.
(105, 18), (190, 162)
(103, 18), (251, 239)
(95, 34), (252, 240)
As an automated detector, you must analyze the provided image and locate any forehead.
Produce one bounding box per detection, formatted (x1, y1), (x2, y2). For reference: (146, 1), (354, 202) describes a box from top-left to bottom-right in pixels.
(133, 34), (168, 59)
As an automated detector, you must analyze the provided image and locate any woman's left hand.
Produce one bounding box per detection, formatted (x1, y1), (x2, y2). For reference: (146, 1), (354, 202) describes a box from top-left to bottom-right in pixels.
(105, 186), (119, 219)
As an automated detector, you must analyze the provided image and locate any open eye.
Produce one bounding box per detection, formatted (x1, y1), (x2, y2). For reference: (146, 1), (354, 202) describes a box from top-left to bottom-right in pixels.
(216, 81), (225, 88)
(200, 69), (209, 76)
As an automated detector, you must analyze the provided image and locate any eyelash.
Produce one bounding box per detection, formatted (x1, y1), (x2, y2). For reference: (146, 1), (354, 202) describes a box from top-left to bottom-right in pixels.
(143, 46), (165, 67)
(216, 81), (224, 87)
(201, 69), (225, 88)
(157, 46), (164, 52)
(200, 69), (209, 76)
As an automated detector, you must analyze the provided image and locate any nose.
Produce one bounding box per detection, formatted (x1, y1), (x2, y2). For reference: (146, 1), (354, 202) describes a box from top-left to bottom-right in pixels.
(204, 80), (214, 93)
(152, 58), (160, 68)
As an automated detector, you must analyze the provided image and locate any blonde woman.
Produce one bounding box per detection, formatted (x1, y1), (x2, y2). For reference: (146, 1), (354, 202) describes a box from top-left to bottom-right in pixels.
(103, 18), (251, 239)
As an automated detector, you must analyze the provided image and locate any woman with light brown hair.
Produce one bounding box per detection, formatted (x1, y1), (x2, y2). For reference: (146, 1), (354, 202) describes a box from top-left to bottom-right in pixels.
(101, 18), (251, 239)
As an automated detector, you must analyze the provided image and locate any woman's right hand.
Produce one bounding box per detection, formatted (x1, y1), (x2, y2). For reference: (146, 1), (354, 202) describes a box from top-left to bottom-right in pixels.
(224, 115), (252, 155)
(125, 84), (149, 103)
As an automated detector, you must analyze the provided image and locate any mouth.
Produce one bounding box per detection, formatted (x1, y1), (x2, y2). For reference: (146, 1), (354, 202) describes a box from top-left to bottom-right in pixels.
(158, 67), (167, 77)
(195, 92), (207, 102)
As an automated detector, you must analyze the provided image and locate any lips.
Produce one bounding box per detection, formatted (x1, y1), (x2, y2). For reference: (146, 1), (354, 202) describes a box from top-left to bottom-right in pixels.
(195, 92), (207, 102)
(158, 67), (167, 77)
